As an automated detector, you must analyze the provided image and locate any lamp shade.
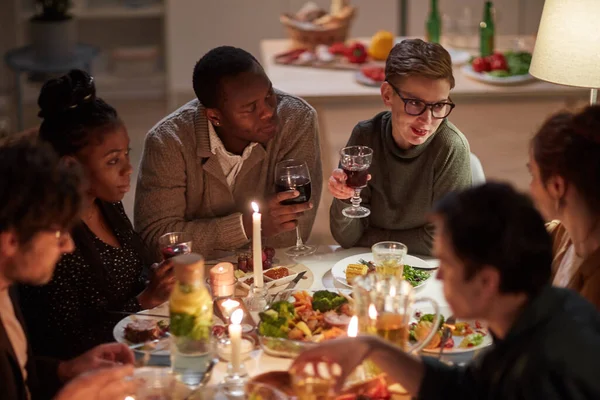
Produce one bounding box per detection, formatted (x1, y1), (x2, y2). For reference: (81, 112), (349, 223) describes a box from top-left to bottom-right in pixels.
(530, 0), (600, 88)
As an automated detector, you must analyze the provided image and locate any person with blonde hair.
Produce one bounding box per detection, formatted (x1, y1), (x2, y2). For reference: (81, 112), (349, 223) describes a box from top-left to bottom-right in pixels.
(329, 39), (472, 255)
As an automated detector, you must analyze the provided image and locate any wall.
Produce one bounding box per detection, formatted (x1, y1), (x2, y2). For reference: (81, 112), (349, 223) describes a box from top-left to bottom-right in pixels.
(166, 0), (545, 103)
(0, 1), (17, 102)
(165, 0), (398, 105)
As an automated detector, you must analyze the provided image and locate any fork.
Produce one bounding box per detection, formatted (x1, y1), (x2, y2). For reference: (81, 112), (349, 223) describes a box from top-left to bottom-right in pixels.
(134, 336), (171, 367)
(438, 315), (456, 359)
(358, 258), (377, 272)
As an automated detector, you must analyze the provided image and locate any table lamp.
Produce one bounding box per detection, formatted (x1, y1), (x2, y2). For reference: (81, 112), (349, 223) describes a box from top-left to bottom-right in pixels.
(529, 0), (600, 104)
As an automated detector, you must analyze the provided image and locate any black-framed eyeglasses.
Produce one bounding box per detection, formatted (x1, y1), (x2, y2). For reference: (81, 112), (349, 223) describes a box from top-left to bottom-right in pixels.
(386, 79), (455, 119)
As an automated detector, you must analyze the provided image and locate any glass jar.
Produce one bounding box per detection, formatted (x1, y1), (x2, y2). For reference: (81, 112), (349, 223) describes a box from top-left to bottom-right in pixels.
(169, 253), (214, 388)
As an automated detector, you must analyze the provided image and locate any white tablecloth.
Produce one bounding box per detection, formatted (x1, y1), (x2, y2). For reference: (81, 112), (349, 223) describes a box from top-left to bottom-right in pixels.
(207, 245), (446, 385)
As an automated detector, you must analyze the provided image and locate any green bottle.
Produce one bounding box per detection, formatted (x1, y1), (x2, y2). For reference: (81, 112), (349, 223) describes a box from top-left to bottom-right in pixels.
(426, 0), (442, 44)
(480, 1), (495, 57)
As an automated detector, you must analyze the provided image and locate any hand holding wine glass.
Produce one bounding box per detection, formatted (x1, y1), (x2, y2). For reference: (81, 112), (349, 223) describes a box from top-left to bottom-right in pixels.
(274, 159), (317, 257)
(339, 146), (373, 219)
(243, 191), (313, 238)
(328, 168), (372, 200)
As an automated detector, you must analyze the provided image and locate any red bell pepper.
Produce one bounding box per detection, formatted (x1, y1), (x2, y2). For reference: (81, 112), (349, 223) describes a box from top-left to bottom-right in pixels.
(346, 42), (368, 64)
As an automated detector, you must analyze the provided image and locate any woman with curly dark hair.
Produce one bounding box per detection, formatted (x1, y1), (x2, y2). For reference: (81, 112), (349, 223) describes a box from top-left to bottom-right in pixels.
(19, 70), (175, 360)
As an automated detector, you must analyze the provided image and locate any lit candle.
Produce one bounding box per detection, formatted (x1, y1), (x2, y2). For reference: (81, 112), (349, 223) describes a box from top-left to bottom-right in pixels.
(209, 262), (235, 297)
(347, 316), (365, 381)
(229, 309), (244, 374)
(221, 299), (240, 321)
(348, 315), (358, 338)
(251, 202), (264, 288)
(368, 304), (378, 334)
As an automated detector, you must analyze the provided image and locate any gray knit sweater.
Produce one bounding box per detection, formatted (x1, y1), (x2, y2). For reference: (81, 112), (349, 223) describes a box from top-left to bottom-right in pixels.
(134, 91), (322, 261)
(330, 111), (471, 256)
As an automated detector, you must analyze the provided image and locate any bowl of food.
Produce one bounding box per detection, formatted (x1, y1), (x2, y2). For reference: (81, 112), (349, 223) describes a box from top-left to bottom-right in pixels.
(216, 335), (256, 362)
(257, 290), (352, 358)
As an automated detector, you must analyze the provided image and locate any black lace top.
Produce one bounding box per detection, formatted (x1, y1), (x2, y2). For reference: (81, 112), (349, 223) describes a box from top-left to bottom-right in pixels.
(18, 201), (153, 360)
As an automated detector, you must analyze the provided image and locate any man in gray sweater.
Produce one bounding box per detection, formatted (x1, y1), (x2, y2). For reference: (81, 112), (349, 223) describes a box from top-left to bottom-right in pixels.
(135, 47), (322, 260)
(329, 39), (472, 256)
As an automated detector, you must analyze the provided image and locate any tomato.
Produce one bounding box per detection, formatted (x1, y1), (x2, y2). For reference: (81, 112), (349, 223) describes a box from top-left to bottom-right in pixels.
(362, 66), (385, 82)
(329, 42), (348, 56)
(489, 53), (508, 71)
(444, 337), (455, 348)
(472, 57), (491, 73)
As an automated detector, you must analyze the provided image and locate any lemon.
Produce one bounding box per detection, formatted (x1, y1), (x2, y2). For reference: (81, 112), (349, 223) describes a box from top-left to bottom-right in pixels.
(169, 284), (210, 315)
(369, 30), (394, 61)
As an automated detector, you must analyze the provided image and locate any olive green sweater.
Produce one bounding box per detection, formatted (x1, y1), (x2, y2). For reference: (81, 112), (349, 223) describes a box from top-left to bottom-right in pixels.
(330, 111), (471, 256)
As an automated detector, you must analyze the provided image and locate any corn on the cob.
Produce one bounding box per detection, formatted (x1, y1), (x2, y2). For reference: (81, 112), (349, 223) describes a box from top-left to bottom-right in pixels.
(345, 263), (368, 284)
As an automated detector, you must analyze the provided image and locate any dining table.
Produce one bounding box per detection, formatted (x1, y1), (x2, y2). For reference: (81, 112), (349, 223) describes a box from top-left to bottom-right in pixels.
(203, 244), (447, 387)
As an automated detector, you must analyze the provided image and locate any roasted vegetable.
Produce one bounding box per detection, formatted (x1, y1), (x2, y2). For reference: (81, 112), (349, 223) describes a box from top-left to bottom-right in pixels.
(420, 313), (445, 330)
(258, 315), (289, 339)
(312, 290), (348, 312)
(269, 301), (296, 321)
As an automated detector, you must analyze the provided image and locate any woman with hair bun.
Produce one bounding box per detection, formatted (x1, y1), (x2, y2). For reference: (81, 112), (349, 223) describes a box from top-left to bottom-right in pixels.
(528, 105), (600, 309)
(18, 70), (175, 360)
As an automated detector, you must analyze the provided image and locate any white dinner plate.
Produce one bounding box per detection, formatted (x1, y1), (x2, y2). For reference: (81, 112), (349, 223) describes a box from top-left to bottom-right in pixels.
(113, 304), (171, 357)
(447, 48), (471, 65)
(331, 253), (435, 288)
(412, 306), (493, 355)
(461, 64), (536, 85)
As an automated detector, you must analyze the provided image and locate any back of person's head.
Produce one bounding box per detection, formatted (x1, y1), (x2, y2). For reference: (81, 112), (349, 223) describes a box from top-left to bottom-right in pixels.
(532, 105), (600, 213)
(0, 135), (82, 244)
(192, 46), (260, 108)
(385, 39), (455, 88)
(37, 69), (121, 157)
(433, 182), (552, 296)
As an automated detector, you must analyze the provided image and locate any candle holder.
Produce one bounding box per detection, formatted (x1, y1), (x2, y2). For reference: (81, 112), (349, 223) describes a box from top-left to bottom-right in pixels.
(244, 285), (269, 324)
(221, 363), (248, 397)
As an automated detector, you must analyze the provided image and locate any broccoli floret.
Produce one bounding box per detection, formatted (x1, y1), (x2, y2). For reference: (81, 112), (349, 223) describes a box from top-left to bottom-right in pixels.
(312, 290), (348, 312)
(269, 301), (296, 320)
(258, 316), (289, 338)
(420, 314), (445, 330)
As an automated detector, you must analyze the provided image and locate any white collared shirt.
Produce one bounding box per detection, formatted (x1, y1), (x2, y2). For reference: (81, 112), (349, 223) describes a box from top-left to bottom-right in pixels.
(208, 122), (258, 241)
(208, 121), (258, 189)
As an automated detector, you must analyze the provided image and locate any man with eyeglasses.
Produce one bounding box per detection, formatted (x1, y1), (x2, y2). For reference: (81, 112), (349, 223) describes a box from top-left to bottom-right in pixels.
(0, 136), (137, 400)
(329, 39), (472, 255)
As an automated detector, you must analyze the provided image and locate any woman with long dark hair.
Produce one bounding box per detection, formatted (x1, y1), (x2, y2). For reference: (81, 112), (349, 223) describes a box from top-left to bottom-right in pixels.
(528, 105), (600, 309)
(19, 70), (174, 359)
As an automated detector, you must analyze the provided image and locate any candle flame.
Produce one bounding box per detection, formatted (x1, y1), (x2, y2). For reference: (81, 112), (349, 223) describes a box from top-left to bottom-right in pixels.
(368, 304), (378, 320)
(222, 299), (240, 309)
(251, 202), (259, 213)
(231, 308), (244, 325)
(347, 315), (358, 337)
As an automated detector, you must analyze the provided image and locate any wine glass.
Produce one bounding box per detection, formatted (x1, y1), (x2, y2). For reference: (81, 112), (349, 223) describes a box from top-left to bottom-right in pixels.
(158, 232), (192, 260)
(340, 146), (373, 219)
(274, 159), (316, 257)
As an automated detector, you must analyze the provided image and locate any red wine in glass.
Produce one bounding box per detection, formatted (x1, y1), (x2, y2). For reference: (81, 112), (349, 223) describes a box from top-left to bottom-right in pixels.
(274, 159), (316, 257)
(275, 176), (312, 205)
(339, 146), (373, 219)
(161, 242), (191, 259)
(343, 167), (369, 189)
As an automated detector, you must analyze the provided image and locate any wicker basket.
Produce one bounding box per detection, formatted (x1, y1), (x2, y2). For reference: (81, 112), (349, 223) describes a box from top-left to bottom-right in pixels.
(280, 6), (357, 50)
